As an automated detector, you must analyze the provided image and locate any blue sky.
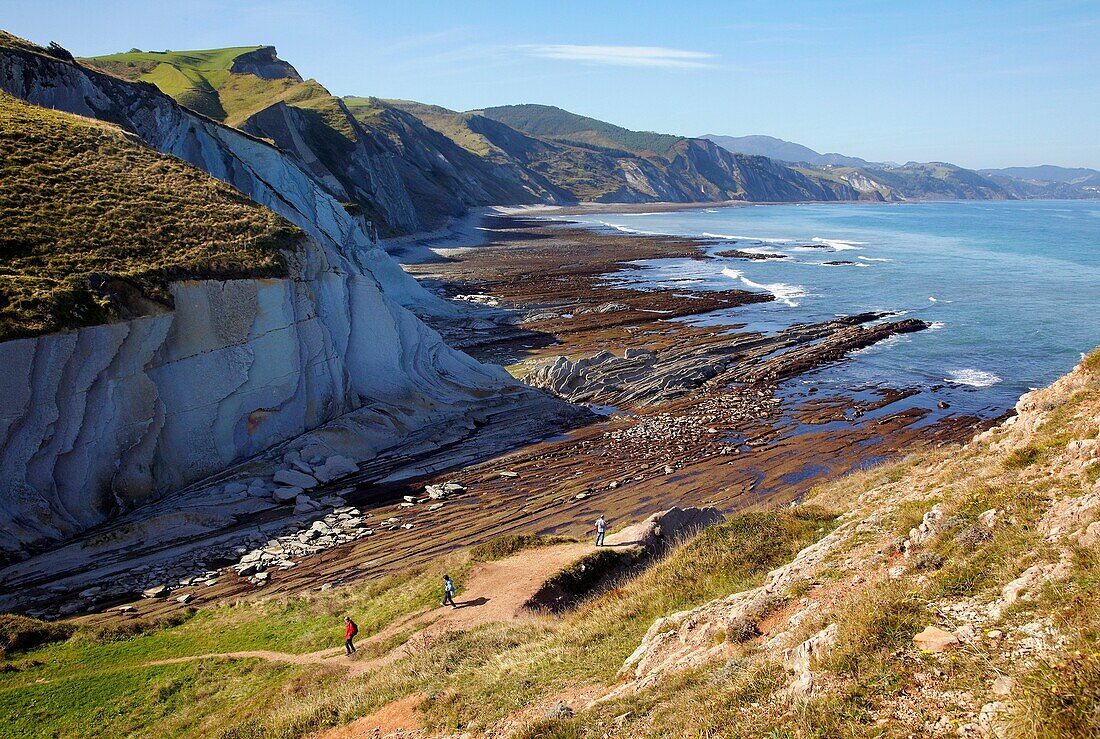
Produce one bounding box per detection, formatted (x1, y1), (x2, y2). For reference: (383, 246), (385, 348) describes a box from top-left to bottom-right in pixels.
(3, 0), (1098, 168)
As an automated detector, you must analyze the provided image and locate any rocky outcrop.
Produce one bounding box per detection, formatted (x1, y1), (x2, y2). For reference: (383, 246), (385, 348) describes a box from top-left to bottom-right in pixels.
(0, 44), (560, 559)
(526, 314), (928, 407)
(228, 46), (302, 81)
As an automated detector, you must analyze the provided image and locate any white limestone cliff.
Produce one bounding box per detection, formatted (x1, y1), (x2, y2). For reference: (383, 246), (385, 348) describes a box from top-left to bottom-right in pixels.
(0, 46), (538, 559)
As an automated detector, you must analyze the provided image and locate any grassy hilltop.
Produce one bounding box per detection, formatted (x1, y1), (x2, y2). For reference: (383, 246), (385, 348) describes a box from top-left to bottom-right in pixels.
(0, 88), (298, 341)
(83, 46), (336, 127)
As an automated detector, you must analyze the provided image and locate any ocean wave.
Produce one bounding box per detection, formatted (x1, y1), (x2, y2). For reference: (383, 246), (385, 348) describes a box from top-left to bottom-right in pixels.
(812, 237), (865, 251)
(597, 221), (668, 236)
(857, 255), (892, 262)
(928, 321), (946, 330)
(945, 369), (1002, 387)
(721, 267), (807, 307)
(703, 232), (795, 243)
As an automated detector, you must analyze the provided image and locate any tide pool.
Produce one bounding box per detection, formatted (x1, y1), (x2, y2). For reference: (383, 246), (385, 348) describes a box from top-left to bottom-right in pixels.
(558, 200), (1100, 417)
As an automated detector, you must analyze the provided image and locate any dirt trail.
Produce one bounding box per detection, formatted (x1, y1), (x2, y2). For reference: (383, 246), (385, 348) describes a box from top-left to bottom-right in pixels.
(144, 537), (618, 677)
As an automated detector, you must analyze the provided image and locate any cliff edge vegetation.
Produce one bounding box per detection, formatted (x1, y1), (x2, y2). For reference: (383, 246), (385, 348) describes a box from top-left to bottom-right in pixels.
(0, 89), (299, 341)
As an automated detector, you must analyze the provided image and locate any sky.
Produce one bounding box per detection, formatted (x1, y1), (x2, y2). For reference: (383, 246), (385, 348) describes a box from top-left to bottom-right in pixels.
(3, 0), (1098, 169)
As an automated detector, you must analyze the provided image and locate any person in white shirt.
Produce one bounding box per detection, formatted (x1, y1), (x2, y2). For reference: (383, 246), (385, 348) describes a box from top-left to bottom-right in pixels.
(594, 515), (607, 546)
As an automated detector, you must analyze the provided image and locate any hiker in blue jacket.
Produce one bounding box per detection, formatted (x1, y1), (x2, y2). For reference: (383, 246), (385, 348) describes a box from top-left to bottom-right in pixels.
(442, 574), (457, 608)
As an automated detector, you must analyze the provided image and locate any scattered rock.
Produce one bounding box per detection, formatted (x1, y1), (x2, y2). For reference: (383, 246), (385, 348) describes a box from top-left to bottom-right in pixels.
(544, 701), (574, 720)
(176, 593), (193, 604)
(272, 486), (303, 504)
(913, 625), (958, 653)
(273, 469), (318, 489)
(142, 585), (169, 599)
(312, 455), (358, 483)
(784, 623), (838, 695)
(499, 471), (519, 478)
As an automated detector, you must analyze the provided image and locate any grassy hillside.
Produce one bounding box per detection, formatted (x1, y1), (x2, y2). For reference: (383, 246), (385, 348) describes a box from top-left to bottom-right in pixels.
(0, 91), (299, 341)
(82, 46), (327, 127)
(477, 104), (684, 156)
(379, 99), (496, 157)
(4, 350), (1098, 736)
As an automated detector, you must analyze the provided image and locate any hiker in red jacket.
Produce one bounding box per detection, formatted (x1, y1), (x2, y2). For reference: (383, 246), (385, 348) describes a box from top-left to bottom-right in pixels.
(344, 616), (358, 656)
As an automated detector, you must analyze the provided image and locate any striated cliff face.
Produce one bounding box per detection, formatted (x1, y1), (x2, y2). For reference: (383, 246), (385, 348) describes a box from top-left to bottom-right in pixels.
(0, 44), (530, 559)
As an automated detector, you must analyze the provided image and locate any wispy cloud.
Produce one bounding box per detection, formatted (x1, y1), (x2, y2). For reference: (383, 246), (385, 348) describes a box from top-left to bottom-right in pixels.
(520, 44), (717, 69)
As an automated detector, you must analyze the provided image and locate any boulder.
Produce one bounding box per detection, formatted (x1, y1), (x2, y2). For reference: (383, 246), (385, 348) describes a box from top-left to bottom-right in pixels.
(272, 486), (303, 503)
(784, 623), (837, 695)
(142, 585), (169, 599)
(274, 469), (318, 489)
(499, 471), (519, 478)
(176, 593), (193, 604)
(312, 455), (359, 483)
(913, 625), (958, 652)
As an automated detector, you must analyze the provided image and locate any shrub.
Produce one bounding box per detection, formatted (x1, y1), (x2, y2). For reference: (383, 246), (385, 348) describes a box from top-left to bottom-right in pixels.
(0, 614), (75, 656)
(469, 534), (574, 562)
(913, 551), (945, 571)
(1004, 446), (1042, 469)
(44, 41), (74, 61)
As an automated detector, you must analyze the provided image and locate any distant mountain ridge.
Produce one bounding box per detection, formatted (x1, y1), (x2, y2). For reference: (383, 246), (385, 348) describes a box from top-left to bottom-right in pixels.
(80, 45), (1099, 238)
(980, 165), (1100, 185)
(704, 133), (1099, 201)
(701, 134), (872, 167)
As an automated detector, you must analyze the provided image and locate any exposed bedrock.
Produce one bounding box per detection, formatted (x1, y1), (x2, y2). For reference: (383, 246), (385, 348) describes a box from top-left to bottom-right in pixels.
(525, 314), (928, 406)
(0, 48), (574, 561)
(0, 246), (525, 560)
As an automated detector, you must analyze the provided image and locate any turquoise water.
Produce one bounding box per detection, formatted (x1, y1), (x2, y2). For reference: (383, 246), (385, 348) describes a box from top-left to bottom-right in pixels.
(561, 200), (1100, 417)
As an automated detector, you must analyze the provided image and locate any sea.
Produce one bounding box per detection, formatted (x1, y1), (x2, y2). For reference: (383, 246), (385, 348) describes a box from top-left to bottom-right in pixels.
(554, 200), (1100, 419)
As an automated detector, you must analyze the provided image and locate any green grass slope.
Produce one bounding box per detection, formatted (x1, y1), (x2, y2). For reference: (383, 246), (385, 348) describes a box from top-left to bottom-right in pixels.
(476, 103), (684, 156)
(0, 90), (299, 341)
(82, 46), (324, 127)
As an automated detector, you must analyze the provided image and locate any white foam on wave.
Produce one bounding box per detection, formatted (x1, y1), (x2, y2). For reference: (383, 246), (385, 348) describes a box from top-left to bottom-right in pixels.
(857, 255), (892, 262)
(721, 267), (807, 307)
(598, 221), (667, 236)
(928, 321), (946, 330)
(812, 237), (865, 251)
(928, 296), (938, 302)
(945, 369), (1002, 387)
(703, 232), (795, 243)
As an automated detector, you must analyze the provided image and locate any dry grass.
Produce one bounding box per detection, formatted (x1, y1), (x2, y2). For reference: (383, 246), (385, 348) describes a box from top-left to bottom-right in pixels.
(0, 90), (300, 340)
(469, 534), (576, 562)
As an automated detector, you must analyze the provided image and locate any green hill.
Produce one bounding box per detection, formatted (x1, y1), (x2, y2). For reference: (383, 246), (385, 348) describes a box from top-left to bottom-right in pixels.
(0, 89), (298, 340)
(82, 46), (324, 126)
(476, 103), (684, 156)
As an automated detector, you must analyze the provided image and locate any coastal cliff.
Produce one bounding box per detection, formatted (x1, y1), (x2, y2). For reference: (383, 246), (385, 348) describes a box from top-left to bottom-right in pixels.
(0, 39), (549, 560)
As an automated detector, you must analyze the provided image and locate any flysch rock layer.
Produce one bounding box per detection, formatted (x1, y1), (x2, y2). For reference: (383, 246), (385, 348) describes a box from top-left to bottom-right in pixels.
(0, 46), (574, 561)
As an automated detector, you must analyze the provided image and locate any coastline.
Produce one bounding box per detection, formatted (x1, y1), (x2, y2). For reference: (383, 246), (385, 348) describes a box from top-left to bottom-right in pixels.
(12, 212), (1000, 620)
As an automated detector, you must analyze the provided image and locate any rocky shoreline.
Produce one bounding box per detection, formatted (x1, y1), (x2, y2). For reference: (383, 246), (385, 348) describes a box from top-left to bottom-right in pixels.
(5, 215), (996, 622)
